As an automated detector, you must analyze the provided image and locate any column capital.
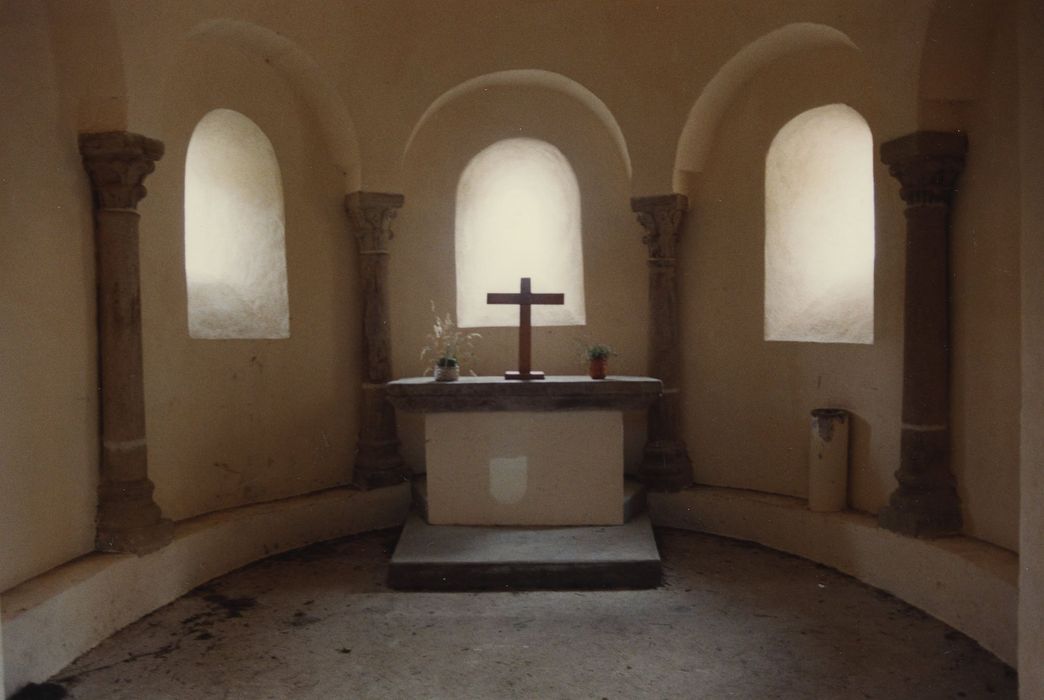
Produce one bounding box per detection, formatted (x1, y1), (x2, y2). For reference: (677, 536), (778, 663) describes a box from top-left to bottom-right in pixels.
(631, 193), (689, 260)
(880, 131), (968, 207)
(345, 191), (405, 253)
(79, 131), (164, 210)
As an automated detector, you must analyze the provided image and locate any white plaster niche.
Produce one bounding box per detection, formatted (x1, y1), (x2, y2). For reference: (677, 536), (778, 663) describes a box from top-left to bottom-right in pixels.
(455, 137), (586, 328)
(184, 108), (290, 339)
(764, 104), (875, 344)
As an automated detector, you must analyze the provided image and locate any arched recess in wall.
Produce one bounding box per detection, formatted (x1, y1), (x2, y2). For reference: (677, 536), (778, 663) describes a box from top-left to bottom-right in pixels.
(400, 68), (630, 330)
(456, 137), (585, 327)
(403, 69), (632, 182)
(764, 104), (875, 344)
(184, 108), (290, 339)
(673, 23), (859, 197)
(401, 70), (632, 332)
(177, 18), (361, 190)
(395, 69), (640, 382)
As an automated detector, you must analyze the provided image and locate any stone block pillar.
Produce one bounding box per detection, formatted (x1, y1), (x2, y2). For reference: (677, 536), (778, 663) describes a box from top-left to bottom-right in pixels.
(632, 194), (693, 491)
(345, 192), (407, 489)
(878, 131), (968, 537)
(80, 131), (174, 554)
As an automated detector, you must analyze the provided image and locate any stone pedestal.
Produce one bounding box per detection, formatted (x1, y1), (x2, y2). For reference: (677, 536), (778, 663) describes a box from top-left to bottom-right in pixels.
(345, 192), (407, 489)
(80, 131), (173, 554)
(388, 513), (662, 591)
(632, 194), (693, 491)
(387, 376), (661, 525)
(878, 131), (967, 537)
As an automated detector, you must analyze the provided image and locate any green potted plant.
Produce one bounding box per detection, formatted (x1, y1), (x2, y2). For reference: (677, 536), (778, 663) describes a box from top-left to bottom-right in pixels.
(583, 343), (615, 380)
(433, 355), (461, 382)
(421, 303), (481, 381)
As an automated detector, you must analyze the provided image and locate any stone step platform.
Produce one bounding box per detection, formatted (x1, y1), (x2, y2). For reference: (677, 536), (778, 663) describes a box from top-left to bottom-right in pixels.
(387, 513), (662, 591)
(410, 475), (648, 525)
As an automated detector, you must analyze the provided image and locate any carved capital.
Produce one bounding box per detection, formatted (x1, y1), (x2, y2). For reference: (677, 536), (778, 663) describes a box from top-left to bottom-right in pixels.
(881, 131), (967, 207)
(631, 193), (689, 260)
(345, 191), (405, 253)
(79, 131), (164, 210)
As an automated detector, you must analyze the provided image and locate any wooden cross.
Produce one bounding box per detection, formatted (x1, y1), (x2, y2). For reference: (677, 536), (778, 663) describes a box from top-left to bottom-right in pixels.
(487, 277), (565, 380)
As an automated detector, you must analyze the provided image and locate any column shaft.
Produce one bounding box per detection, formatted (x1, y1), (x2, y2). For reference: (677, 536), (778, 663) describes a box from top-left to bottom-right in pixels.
(345, 191), (407, 489)
(80, 131), (173, 554)
(878, 131), (967, 537)
(632, 194), (693, 491)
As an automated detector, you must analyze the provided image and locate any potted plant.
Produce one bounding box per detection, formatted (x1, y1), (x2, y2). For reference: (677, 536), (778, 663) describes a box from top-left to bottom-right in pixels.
(583, 343), (615, 380)
(420, 303), (481, 381)
(433, 356), (461, 382)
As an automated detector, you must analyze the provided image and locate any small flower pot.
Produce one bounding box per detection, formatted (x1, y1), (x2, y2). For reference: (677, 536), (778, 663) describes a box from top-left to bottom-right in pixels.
(434, 365), (460, 382)
(588, 357), (608, 380)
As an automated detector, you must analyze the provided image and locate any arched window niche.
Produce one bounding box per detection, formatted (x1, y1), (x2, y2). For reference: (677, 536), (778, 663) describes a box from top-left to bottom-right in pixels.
(455, 138), (586, 328)
(184, 108), (290, 339)
(764, 103), (875, 344)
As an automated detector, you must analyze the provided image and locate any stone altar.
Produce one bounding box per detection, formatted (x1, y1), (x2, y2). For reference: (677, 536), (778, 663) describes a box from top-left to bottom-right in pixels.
(386, 376), (661, 526)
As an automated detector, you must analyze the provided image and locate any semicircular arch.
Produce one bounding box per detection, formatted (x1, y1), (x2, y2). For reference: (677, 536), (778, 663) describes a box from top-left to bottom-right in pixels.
(673, 22), (860, 195)
(403, 68), (631, 182)
(183, 18), (362, 190)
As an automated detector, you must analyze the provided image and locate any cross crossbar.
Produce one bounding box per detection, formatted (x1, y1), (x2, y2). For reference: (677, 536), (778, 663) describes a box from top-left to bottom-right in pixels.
(487, 277), (564, 380)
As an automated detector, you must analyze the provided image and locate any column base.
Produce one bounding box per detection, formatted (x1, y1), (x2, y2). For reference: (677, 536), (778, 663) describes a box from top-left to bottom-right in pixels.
(96, 478), (175, 555)
(878, 485), (963, 538)
(639, 440), (693, 492)
(354, 440), (408, 490)
(353, 466), (408, 490)
(97, 517), (174, 555)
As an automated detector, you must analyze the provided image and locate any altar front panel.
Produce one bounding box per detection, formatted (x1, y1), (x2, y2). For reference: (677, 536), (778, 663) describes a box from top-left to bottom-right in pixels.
(425, 410), (624, 526)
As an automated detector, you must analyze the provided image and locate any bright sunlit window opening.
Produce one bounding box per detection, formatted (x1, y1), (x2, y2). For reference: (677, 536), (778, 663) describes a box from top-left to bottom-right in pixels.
(764, 104), (874, 344)
(455, 138), (586, 327)
(185, 108), (289, 339)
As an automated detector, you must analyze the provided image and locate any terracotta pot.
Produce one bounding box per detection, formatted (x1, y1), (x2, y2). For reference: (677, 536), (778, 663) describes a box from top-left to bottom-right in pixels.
(434, 364), (460, 382)
(588, 357), (608, 380)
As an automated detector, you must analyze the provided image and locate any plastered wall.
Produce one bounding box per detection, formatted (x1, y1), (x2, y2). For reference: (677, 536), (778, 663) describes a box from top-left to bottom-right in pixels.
(1017, 0), (1044, 691)
(948, 5), (1022, 551)
(678, 47), (904, 512)
(134, 41), (362, 521)
(0, 1), (98, 591)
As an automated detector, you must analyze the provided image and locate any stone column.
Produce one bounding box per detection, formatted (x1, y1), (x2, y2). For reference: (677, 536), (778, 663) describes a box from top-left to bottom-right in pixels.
(632, 194), (693, 491)
(878, 131), (968, 537)
(80, 131), (173, 554)
(345, 191), (407, 489)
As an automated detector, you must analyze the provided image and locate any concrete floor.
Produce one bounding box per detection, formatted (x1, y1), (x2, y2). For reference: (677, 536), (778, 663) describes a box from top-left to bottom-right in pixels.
(47, 528), (1015, 699)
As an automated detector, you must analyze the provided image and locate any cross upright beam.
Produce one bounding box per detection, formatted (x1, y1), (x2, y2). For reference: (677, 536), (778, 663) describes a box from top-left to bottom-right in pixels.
(487, 277), (564, 380)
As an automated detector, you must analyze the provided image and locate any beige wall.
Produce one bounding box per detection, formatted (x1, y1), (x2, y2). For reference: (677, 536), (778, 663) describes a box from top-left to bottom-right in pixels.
(948, 5), (1022, 551)
(1018, 0), (1044, 693)
(0, 1), (98, 592)
(106, 0), (934, 195)
(134, 40), (361, 521)
(678, 46), (904, 512)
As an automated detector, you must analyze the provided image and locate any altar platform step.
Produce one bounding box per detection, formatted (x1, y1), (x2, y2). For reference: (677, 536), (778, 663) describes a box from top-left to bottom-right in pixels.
(410, 475), (648, 524)
(388, 512), (662, 591)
